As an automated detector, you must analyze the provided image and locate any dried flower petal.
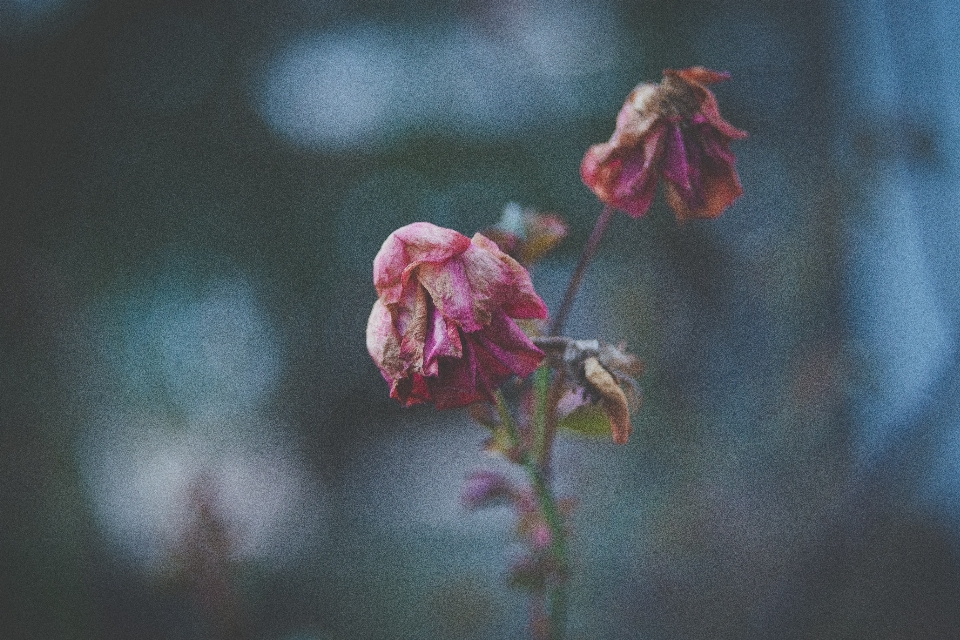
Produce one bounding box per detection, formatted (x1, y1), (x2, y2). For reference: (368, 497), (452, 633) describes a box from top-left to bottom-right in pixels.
(536, 336), (643, 444)
(581, 67), (747, 221)
(583, 357), (631, 445)
(367, 222), (548, 409)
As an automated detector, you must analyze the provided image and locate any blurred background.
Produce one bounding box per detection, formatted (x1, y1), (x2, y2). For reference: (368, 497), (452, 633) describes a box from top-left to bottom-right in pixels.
(4, 0), (960, 638)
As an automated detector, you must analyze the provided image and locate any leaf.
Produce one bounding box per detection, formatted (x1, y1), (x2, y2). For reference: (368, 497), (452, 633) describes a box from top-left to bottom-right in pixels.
(557, 404), (612, 438)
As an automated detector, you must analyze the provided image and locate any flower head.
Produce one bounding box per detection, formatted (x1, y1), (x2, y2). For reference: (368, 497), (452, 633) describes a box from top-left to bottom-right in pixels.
(480, 202), (569, 267)
(536, 337), (643, 444)
(581, 66), (747, 221)
(367, 222), (548, 409)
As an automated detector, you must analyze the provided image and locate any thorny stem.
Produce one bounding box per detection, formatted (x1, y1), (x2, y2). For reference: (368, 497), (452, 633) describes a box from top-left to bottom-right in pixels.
(549, 204), (616, 336)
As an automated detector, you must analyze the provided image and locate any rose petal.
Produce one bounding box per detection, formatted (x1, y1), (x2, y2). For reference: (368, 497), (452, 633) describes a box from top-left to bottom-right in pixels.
(582, 121), (667, 219)
(373, 222), (472, 304)
(470, 309), (545, 379)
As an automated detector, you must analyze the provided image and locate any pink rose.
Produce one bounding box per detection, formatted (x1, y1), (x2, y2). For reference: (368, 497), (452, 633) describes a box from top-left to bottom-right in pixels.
(581, 67), (748, 221)
(366, 222), (548, 409)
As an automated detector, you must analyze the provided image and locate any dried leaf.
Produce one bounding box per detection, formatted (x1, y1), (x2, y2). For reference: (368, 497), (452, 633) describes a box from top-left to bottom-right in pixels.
(583, 357), (632, 444)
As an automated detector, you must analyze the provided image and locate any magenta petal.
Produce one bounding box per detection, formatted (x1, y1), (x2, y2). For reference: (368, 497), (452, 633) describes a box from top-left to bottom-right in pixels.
(395, 372), (432, 407)
(662, 124), (691, 192)
(373, 223), (472, 304)
(419, 252), (489, 332)
(462, 470), (514, 510)
(470, 310), (544, 378)
(662, 123), (709, 212)
(430, 340), (487, 409)
(422, 308), (461, 377)
(694, 119), (737, 166)
(611, 124), (667, 218)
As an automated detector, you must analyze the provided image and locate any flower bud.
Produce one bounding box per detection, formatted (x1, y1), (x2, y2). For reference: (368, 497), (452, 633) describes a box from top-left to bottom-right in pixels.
(461, 470), (516, 510)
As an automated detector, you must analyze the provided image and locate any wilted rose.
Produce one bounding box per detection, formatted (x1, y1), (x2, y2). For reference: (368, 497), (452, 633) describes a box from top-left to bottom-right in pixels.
(367, 222), (548, 409)
(581, 66), (747, 221)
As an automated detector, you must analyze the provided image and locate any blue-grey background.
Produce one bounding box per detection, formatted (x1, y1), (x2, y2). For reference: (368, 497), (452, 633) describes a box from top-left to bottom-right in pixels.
(3, 0), (960, 638)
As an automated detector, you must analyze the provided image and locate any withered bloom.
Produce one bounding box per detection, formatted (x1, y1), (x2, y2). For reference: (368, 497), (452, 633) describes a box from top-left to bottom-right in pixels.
(537, 337), (643, 444)
(581, 67), (747, 221)
(480, 202), (569, 267)
(367, 222), (548, 409)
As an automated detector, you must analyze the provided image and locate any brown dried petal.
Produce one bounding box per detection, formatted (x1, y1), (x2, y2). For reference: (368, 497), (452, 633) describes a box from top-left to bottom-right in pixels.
(583, 357), (632, 445)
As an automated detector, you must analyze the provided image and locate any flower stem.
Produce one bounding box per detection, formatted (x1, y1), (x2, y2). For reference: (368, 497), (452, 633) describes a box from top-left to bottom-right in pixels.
(494, 390), (568, 640)
(549, 204), (616, 336)
(529, 464), (568, 639)
(494, 390), (522, 446)
(492, 205), (618, 638)
(532, 366), (550, 464)
(519, 205), (617, 637)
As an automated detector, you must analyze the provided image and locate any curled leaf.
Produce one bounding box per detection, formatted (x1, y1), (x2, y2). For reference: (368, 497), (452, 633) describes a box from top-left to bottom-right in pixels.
(556, 403), (612, 438)
(583, 357), (632, 444)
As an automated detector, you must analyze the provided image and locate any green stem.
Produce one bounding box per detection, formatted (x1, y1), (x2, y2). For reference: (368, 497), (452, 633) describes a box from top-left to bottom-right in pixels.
(494, 390), (522, 446)
(529, 464), (568, 639)
(528, 204), (617, 633)
(532, 365), (550, 465)
(494, 390), (568, 640)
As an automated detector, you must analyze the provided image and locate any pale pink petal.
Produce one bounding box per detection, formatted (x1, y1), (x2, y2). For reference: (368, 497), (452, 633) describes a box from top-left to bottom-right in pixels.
(366, 299), (403, 378)
(470, 234), (548, 320)
(416, 253), (487, 332)
(612, 84), (661, 145)
(372, 222), (472, 303)
(470, 309), (545, 378)
(580, 141), (620, 204)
